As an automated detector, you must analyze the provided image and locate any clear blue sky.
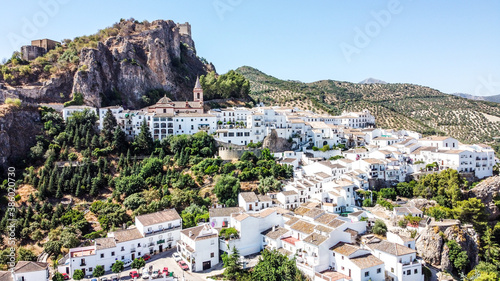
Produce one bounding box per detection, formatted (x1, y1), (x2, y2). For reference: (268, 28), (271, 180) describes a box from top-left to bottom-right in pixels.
(1, 0), (499, 96)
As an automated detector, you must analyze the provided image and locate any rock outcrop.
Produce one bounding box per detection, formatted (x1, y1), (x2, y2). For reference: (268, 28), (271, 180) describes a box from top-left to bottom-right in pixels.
(416, 223), (479, 272)
(262, 129), (292, 152)
(0, 104), (42, 172)
(0, 19), (214, 108)
(468, 176), (500, 221)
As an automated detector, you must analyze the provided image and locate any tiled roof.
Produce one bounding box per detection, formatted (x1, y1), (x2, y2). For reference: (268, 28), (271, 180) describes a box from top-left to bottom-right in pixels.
(293, 207), (311, 216)
(257, 194), (272, 202)
(303, 208), (325, 219)
(135, 209), (181, 226)
(368, 240), (416, 256)
(0, 271), (12, 281)
(239, 192), (258, 202)
(95, 237), (116, 250)
(281, 190), (298, 196)
(262, 226), (289, 240)
(281, 158), (297, 163)
(233, 213), (250, 222)
(281, 236), (300, 246)
(315, 225), (333, 234)
(181, 224), (218, 241)
(327, 219), (346, 229)
(256, 209), (276, 218)
(303, 233), (328, 246)
(349, 210), (365, 217)
(331, 242), (360, 256)
(290, 220), (315, 235)
(113, 228), (143, 243)
(13, 261), (48, 273)
(209, 207), (244, 218)
(314, 213), (339, 226)
(350, 254), (384, 269)
(285, 217), (300, 226)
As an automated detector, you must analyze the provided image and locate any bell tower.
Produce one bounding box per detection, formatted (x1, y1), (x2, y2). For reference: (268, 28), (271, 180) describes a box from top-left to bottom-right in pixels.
(193, 76), (203, 102)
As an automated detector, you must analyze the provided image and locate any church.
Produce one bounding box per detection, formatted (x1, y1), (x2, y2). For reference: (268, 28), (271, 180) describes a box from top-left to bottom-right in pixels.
(147, 77), (204, 115)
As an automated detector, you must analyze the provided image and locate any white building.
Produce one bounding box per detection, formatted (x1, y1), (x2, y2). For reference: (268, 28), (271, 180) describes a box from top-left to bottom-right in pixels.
(177, 224), (219, 272)
(331, 243), (385, 281)
(62, 105), (97, 120)
(0, 261), (49, 281)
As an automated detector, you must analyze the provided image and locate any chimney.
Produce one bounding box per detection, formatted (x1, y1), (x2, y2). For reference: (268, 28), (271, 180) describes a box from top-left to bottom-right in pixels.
(272, 226), (275, 232)
(189, 231), (192, 237)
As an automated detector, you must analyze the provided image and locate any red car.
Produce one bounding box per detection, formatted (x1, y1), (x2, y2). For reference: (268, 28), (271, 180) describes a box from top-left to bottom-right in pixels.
(61, 273), (69, 280)
(162, 267), (169, 274)
(143, 254), (151, 261)
(129, 271), (139, 278)
(178, 260), (189, 271)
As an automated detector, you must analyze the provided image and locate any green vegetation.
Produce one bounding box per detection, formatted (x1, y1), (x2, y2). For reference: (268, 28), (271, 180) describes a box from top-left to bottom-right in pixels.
(222, 246), (242, 280)
(220, 227), (239, 240)
(372, 219), (387, 236)
(63, 92), (84, 107)
(252, 249), (307, 281)
(4, 97), (22, 107)
(131, 257), (146, 269)
(200, 70), (251, 100)
(72, 269), (84, 280)
(93, 265), (105, 277)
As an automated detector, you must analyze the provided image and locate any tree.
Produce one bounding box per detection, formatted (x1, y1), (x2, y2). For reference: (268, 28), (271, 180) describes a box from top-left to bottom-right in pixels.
(378, 188), (397, 200)
(112, 127), (128, 153)
(93, 265), (105, 277)
(111, 260), (124, 276)
(72, 269), (84, 280)
(134, 120), (153, 154)
(102, 109), (117, 142)
(252, 249), (306, 281)
(447, 240), (468, 273)
(396, 181), (415, 198)
(44, 240), (62, 256)
(482, 227), (500, 264)
(213, 175), (240, 207)
(222, 246), (242, 280)
(52, 272), (65, 281)
(372, 220), (387, 236)
(131, 257), (146, 269)
(123, 193), (147, 210)
(17, 247), (37, 261)
(452, 198), (486, 226)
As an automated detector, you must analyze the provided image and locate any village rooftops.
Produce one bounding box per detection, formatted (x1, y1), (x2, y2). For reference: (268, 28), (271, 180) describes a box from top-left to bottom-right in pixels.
(285, 216), (300, 226)
(135, 209), (181, 226)
(181, 224), (217, 241)
(281, 158), (297, 164)
(0, 271), (12, 281)
(319, 270), (352, 281)
(314, 213), (339, 225)
(314, 224), (333, 234)
(257, 194), (272, 202)
(262, 226), (289, 240)
(361, 158), (386, 164)
(13, 261), (48, 273)
(367, 240), (416, 256)
(303, 232), (328, 246)
(209, 207), (244, 218)
(350, 254), (384, 269)
(239, 192), (258, 202)
(233, 213), (250, 222)
(315, 172), (330, 179)
(327, 218), (346, 229)
(293, 207), (311, 216)
(394, 206), (423, 215)
(95, 237), (116, 250)
(303, 208), (325, 219)
(421, 136), (453, 141)
(112, 228), (143, 243)
(330, 242), (360, 256)
(290, 220), (316, 235)
(281, 190), (298, 196)
(350, 210), (365, 217)
(281, 236), (300, 246)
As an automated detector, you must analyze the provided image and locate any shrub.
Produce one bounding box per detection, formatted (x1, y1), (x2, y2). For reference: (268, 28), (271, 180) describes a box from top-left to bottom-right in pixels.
(5, 98), (21, 107)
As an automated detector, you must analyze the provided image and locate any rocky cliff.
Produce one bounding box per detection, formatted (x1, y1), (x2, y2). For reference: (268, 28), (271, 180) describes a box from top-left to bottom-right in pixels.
(262, 129), (292, 152)
(416, 222), (479, 272)
(0, 104), (42, 171)
(0, 19), (214, 108)
(467, 176), (500, 221)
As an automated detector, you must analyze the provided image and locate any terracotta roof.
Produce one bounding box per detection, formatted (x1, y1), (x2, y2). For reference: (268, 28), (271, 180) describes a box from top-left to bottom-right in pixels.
(331, 242), (360, 256)
(394, 207), (423, 214)
(362, 158), (385, 164)
(233, 213), (250, 222)
(257, 194), (272, 202)
(303, 208), (325, 219)
(315, 172), (330, 179)
(13, 261), (48, 273)
(285, 217), (300, 226)
(349, 211), (365, 217)
(257, 209), (276, 218)
(0, 272), (12, 281)
(95, 237), (116, 250)
(314, 224), (333, 234)
(327, 219), (346, 229)
(422, 136), (452, 141)
(368, 240), (416, 256)
(290, 220), (315, 234)
(209, 207), (244, 218)
(319, 270), (352, 281)
(181, 224), (218, 241)
(135, 209), (181, 226)
(281, 190), (298, 196)
(281, 236), (300, 246)
(303, 233), (328, 246)
(262, 226), (289, 240)
(281, 158), (297, 163)
(344, 228), (359, 238)
(113, 228), (143, 243)
(277, 247), (293, 256)
(350, 254), (384, 269)
(314, 213), (339, 225)
(239, 192), (258, 202)
(269, 207), (293, 215)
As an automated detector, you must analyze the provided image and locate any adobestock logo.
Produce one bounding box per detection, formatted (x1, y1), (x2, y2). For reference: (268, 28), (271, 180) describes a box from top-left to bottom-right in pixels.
(340, 0), (404, 63)
(7, 0), (70, 50)
(212, 0), (244, 21)
(475, 75), (500, 97)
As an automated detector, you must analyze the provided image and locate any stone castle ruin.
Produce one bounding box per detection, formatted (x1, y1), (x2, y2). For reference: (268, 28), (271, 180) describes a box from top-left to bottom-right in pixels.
(21, 38), (59, 61)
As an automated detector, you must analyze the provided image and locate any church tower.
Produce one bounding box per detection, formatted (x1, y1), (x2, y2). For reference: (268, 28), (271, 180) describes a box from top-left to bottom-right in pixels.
(193, 76), (203, 102)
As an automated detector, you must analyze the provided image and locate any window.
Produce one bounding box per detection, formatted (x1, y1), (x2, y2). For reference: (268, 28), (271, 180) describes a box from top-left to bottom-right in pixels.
(121, 256), (124, 260)
(391, 268), (394, 273)
(138, 243), (141, 247)
(89, 267), (93, 272)
(407, 270), (411, 275)
(111, 252), (115, 256)
(100, 253), (104, 258)
(377, 268), (381, 273)
(121, 247), (125, 251)
(414, 269), (418, 274)
(211, 252), (214, 258)
(365, 272), (369, 277)
(341, 256), (344, 260)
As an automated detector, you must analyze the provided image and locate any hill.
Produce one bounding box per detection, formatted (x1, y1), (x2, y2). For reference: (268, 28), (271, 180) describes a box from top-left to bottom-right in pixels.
(451, 93), (500, 104)
(0, 19), (215, 109)
(235, 66), (500, 152)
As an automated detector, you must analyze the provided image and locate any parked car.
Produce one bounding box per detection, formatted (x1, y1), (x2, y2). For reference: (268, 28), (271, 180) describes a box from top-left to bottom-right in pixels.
(90, 279), (98, 281)
(172, 252), (181, 262)
(162, 267), (169, 274)
(101, 277), (109, 281)
(111, 275), (119, 281)
(152, 270), (163, 279)
(61, 273), (70, 280)
(129, 271), (140, 278)
(177, 260), (189, 271)
(123, 259), (133, 267)
(142, 270), (150, 279)
(143, 254), (151, 261)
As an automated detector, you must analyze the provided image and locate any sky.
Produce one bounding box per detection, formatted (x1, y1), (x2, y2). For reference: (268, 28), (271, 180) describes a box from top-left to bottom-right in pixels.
(1, 0), (499, 96)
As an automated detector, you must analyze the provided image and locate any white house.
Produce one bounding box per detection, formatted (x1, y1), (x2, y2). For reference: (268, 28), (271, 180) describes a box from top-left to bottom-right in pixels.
(331, 243), (385, 281)
(177, 224), (219, 272)
(62, 105), (97, 120)
(0, 261), (49, 281)
(209, 207), (244, 228)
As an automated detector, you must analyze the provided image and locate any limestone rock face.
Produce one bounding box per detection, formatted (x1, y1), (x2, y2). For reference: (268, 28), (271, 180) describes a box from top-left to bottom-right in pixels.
(468, 176), (500, 220)
(0, 20), (212, 109)
(262, 129), (292, 152)
(0, 104), (42, 171)
(416, 223), (479, 273)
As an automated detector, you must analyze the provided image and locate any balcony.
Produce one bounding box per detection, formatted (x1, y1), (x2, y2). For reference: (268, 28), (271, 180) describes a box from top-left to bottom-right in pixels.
(167, 237), (174, 242)
(130, 248), (136, 253)
(157, 239), (165, 244)
(144, 225), (181, 237)
(148, 242), (155, 247)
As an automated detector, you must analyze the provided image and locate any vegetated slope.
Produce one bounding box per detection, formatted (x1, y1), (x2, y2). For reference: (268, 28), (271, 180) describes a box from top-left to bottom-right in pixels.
(451, 93), (500, 104)
(236, 66), (500, 147)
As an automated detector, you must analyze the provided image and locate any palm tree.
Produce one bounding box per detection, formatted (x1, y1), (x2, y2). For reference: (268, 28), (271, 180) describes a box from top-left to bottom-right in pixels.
(482, 227), (500, 263)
